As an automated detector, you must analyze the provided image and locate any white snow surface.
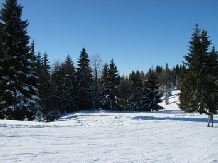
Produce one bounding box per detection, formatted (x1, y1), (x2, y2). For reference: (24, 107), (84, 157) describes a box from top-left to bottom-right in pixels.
(1, 90), (218, 163)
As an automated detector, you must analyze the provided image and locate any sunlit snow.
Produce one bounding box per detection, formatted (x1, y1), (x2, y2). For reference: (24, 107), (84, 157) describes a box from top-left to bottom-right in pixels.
(0, 90), (218, 163)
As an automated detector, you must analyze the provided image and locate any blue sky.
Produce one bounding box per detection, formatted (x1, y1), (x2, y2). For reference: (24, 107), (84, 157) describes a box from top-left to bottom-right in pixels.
(18, 0), (218, 76)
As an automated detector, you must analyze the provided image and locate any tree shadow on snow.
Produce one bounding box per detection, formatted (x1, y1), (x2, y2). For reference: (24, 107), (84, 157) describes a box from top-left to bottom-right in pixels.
(133, 116), (218, 123)
(155, 109), (185, 115)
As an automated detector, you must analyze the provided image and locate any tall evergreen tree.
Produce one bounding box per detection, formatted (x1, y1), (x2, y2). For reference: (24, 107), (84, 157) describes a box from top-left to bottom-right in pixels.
(29, 41), (42, 120)
(165, 63), (171, 105)
(204, 46), (218, 114)
(108, 59), (120, 90)
(144, 70), (163, 111)
(171, 64), (184, 89)
(129, 70), (144, 111)
(50, 55), (76, 115)
(99, 59), (120, 110)
(155, 65), (163, 74)
(0, 0), (40, 120)
(47, 61), (62, 121)
(76, 48), (93, 110)
(36, 52), (52, 118)
(59, 55), (77, 113)
(180, 24), (218, 115)
(118, 76), (133, 111)
(99, 63), (110, 109)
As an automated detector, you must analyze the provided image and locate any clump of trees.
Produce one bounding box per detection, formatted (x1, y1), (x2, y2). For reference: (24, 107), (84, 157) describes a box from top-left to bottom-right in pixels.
(179, 24), (218, 116)
(0, 0), (183, 121)
(1, 1), (217, 122)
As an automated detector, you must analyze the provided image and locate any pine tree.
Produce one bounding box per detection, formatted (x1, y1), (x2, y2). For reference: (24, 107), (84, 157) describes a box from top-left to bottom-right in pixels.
(0, 0), (40, 120)
(47, 61), (62, 121)
(172, 64), (183, 89)
(59, 55), (77, 113)
(204, 46), (218, 114)
(118, 76), (133, 111)
(108, 59), (120, 110)
(180, 24), (218, 115)
(99, 59), (120, 110)
(76, 48), (93, 110)
(99, 63), (110, 109)
(29, 41), (42, 120)
(156, 65), (167, 92)
(108, 59), (120, 90)
(36, 52), (53, 118)
(129, 70), (143, 111)
(165, 63), (171, 105)
(50, 55), (76, 115)
(144, 70), (163, 111)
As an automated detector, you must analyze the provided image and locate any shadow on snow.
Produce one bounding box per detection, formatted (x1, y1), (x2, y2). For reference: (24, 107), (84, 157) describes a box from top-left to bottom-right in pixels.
(133, 116), (218, 123)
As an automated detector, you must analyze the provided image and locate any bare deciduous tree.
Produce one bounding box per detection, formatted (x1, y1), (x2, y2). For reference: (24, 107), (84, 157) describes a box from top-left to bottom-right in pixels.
(90, 54), (103, 109)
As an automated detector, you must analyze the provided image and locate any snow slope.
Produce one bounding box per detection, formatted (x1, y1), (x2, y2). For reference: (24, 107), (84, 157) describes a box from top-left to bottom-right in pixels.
(0, 90), (218, 163)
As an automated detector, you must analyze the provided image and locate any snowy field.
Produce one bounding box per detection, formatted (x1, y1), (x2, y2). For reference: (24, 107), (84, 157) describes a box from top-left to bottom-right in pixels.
(0, 90), (218, 163)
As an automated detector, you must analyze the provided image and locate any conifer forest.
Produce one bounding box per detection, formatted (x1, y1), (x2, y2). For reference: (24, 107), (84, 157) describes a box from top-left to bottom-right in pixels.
(0, 0), (218, 121)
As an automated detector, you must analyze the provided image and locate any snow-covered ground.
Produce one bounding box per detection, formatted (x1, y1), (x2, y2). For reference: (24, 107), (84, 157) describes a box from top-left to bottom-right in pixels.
(0, 90), (218, 163)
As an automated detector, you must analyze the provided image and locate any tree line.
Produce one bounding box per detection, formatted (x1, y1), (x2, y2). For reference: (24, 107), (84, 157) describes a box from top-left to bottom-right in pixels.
(0, 0), (217, 121)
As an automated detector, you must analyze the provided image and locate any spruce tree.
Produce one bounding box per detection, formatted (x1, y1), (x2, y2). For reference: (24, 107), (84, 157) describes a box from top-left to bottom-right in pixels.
(172, 64), (183, 89)
(76, 48), (93, 110)
(118, 76), (133, 111)
(29, 41), (42, 120)
(99, 63), (110, 109)
(0, 0), (40, 120)
(59, 55), (77, 113)
(204, 46), (218, 114)
(108, 59), (120, 110)
(180, 24), (218, 115)
(100, 63), (110, 91)
(165, 63), (171, 105)
(48, 61), (62, 121)
(129, 70), (143, 111)
(108, 59), (120, 90)
(144, 70), (163, 111)
(99, 59), (120, 110)
(49, 55), (76, 115)
(36, 52), (52, 118)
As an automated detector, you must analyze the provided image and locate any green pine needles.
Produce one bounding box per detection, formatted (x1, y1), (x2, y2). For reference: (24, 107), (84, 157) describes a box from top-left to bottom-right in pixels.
(0, 0), (40, 120)
(179, 24), (218, 115)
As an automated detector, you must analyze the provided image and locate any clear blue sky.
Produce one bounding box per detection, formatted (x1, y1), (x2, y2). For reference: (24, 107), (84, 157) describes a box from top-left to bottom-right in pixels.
(18, 0), (218, 76)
